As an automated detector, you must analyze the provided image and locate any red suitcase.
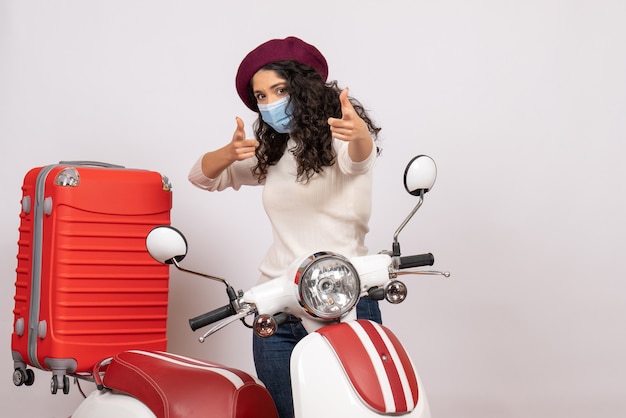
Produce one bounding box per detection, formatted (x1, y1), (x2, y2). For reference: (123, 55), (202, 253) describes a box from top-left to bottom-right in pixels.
(11, 161), (172, 394)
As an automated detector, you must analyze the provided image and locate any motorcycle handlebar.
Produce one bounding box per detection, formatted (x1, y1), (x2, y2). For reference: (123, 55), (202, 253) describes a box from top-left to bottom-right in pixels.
(398, 253), (435, 269)
(186, 253), (435, 331)
(189, 304), (235, 331)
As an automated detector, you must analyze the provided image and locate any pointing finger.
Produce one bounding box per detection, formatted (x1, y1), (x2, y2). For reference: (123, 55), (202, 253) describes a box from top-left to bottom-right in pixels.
(339, 88), (355, 119)
(233, 117), (245, 141)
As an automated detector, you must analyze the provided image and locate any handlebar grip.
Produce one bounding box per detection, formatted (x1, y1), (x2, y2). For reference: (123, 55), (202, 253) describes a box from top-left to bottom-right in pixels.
(398, 253), (435, 269)
(189, 304), (235, 331)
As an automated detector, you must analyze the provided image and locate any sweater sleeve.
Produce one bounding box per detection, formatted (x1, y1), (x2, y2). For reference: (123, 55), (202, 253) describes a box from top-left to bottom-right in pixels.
(188, 156), (259, 191)
(334, 138), (377, 176)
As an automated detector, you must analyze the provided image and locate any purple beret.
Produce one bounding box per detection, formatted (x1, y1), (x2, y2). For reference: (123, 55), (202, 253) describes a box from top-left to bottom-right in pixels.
(235, 36), (329, 111)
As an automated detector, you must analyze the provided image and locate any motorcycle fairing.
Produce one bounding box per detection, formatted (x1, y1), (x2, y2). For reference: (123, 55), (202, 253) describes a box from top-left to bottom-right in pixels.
(101, 350), (278, 418)
(316, 319), (419, 414)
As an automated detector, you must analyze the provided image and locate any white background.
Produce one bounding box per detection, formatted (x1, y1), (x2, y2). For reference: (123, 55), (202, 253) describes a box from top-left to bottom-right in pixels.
(1, 1), (625, 417)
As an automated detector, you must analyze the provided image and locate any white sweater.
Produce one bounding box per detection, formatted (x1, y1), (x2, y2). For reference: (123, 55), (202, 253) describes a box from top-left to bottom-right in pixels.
(188, 138), (377, 283)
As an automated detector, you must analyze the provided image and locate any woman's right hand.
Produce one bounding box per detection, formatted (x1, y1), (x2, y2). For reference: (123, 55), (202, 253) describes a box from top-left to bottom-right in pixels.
(228, 117), (259, 162)
(200, 117), (259, 179)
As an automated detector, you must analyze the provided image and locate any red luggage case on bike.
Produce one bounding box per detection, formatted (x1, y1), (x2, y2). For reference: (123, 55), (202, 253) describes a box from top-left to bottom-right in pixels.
(11, 161), (172, 394)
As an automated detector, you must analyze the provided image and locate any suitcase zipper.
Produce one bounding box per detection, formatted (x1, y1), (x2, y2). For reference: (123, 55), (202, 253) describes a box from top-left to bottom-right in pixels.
(27, 164), (57, 369)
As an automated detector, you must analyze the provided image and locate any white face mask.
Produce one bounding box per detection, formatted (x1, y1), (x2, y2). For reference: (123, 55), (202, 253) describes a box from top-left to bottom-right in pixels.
(258, 96), (293, 133)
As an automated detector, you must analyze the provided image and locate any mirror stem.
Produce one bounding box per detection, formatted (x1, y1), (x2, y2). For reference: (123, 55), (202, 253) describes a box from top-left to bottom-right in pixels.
(392, 190), (424, 257)
(171, 258), (233, 289)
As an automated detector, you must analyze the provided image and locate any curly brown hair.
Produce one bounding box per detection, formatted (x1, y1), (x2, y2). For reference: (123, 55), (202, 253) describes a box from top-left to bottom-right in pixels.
(246, 60), (381, 183)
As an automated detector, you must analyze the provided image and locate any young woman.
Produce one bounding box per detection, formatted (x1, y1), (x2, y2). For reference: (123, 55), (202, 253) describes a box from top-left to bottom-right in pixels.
(188, 36), (382, 418)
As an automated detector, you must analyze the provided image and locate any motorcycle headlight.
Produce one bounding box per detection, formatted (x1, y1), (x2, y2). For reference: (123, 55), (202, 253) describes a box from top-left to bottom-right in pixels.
(296, 252), (361, 320)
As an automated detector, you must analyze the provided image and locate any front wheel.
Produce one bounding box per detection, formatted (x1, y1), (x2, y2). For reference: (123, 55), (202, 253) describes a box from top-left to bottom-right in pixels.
(51, 375), (58, 394)
(63, 375), (70, 394)
(13, 369), (25, 386)
(50, 375), (71, 394)
(12, 368), (35, 387)
(24, 369), (35, 386)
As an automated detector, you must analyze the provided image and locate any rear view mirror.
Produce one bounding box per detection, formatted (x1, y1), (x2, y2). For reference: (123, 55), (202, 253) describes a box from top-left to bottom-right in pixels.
(146, 226), (188, 264)
(404, 155), (437, 196)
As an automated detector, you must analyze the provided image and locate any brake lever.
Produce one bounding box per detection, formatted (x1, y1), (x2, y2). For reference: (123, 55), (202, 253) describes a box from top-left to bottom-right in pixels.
(198, 305), (255, 343)
(396, 270), (451, 278)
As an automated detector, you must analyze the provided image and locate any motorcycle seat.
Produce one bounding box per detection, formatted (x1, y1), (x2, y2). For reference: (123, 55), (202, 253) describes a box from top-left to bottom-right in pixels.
(99, 350), (278, 418)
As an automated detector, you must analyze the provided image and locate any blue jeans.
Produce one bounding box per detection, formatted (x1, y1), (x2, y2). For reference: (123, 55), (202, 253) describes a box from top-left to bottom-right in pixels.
(252, 298), (382, 418)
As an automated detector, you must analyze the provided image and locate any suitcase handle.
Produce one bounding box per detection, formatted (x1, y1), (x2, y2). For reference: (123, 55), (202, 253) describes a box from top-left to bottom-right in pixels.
(58, 161), (125, 169)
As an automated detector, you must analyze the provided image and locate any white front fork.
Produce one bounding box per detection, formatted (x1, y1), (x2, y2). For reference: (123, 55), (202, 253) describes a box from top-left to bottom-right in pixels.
(290, 331), (431, 417)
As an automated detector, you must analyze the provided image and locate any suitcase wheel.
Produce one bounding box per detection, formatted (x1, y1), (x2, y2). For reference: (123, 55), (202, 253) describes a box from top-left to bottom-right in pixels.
(51, 374), (70, 395)
(13, 368), (35, 387)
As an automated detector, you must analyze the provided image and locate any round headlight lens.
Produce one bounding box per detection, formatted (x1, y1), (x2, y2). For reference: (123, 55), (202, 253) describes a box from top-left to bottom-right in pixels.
(297, 252), (361, 320)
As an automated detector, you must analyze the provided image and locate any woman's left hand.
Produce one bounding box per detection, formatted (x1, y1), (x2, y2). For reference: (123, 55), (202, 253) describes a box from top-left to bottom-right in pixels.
(328, 88), (373, 162)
